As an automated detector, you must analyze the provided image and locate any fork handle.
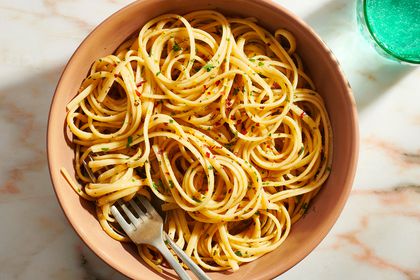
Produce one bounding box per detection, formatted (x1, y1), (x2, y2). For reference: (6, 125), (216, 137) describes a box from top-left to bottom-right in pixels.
(164, 232), (211, 280)
(154, 240), (191, 280)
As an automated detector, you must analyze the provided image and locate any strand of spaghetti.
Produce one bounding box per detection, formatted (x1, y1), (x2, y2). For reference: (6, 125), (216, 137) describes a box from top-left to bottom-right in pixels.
(63, 10), (332, 272)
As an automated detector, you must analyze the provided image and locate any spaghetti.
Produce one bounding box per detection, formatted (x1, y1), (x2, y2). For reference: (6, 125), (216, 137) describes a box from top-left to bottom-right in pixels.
(62, 10), (332, 272)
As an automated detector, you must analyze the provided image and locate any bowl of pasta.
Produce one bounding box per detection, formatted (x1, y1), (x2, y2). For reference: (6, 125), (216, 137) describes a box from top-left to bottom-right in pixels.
(47, 0), (358, 279)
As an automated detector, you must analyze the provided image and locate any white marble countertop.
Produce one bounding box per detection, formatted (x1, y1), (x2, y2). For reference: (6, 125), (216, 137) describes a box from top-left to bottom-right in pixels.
(1, 0), (419, 279)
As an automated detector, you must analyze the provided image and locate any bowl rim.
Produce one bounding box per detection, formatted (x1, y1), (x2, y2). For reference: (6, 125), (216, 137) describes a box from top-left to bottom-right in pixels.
(47, 0), (359, 279)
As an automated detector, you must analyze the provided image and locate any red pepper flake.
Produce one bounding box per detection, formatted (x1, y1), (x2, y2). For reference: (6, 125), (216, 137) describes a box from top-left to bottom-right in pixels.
(165, 172), (170, 175)
(273, 82), (280, 89)
(256, 123), (260, 127)
(136, 80), (146, 87)
(215, 80), (221, 86)
(135, 90), (141, 97)
(207, 92), (211, 95)
(164, 123), (169, 127)
(236, 119), (242, 125)
(266, 42), (271, 46)
(203, 85), (208, 90)
(220, 91), (225, 95)
(230, 115), (235, 120)
(114, 74), (119, 78)
(300, 111), (306, 119)
(215, 121), (221, 126)
(241, 127), (247, 134)
(226, 100), (232, 107)
(205, 152), (211, 158)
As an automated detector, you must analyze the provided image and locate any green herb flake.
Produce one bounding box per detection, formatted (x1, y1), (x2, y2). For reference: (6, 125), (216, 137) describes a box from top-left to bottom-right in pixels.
(258, 61), (264, 66)
(208, 165), (214, 170)
(101, 147), (109, 152)
(192, 197), (201, 203)
(224, 143), (233, 150)
(168, 180), (174, 188)
(249, 58), (255, 62)
(156, 71), (161, 76)
(298, 146), (304, 156)
(234, 251), (242, 257)
(152, 182), (159, 190)
(233, 87), (239, 96)
(302, 203), (309, 214)
(169, 119), (174, 123)
(164, 239), (169, 245)
(172, 43), (181, 52)
(126, 136), (133, 148)
(77, 188), (82, 193)
(202, 63), (215, 72)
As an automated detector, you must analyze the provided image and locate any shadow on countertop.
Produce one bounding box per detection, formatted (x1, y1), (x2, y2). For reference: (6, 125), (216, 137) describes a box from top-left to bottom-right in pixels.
(303, 0), (415, 113)
(0, 65), (128, 280)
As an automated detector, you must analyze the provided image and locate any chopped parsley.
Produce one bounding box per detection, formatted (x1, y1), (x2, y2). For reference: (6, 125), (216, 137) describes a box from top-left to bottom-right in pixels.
(101, 147), (109, 152)
(302, 203), (309, 214)
(234, 251), (242, 257)
(249, 58), (256, 62)
(202, 63), (215, 72)
(169, 119), (174, 123)
(298, 146), (304, 156)
(126, 136), (133, 148)
(258, 61), (264, 66)
(155, 71), (161, 76)
(172, 43), (181, 52)
(192, 197), (201, 203)
(224, 142), (234, 150)
(232, 87), (239, 96)
(168, 180), (174, 188)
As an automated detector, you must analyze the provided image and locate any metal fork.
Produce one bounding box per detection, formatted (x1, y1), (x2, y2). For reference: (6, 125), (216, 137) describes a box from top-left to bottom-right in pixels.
(110, 195), (210, 280)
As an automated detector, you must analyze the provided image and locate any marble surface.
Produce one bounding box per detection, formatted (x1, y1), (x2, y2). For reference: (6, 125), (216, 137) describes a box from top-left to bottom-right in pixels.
(0, 0), (419, 279)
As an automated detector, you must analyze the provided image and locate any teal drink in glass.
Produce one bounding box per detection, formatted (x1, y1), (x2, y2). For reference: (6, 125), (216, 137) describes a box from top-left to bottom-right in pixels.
(357, 0), (420, 64)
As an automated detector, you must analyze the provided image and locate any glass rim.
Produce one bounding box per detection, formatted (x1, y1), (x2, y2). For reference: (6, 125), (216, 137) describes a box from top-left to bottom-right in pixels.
(362, 0), (420, 64)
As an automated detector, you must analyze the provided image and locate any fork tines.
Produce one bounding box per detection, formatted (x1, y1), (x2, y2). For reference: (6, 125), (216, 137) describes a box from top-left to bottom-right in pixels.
(111, 195), (161, 232)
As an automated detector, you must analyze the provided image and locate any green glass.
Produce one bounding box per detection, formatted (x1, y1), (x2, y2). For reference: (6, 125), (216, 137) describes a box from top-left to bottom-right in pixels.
(357, 0), (420, 64)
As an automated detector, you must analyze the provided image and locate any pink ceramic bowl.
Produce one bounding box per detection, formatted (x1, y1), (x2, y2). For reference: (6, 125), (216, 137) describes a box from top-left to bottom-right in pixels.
(47, 0), (358, 279)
